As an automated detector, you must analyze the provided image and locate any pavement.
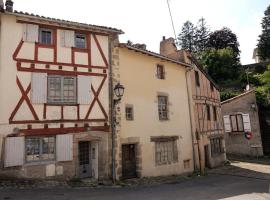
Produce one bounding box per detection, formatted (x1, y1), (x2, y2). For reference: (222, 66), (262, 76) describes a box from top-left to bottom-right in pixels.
(0, 174), (269, 200)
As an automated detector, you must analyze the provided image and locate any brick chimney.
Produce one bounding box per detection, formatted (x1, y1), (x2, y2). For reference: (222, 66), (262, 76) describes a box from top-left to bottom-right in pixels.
(5, 0), (13, 12)
(160, 36), (177, 57)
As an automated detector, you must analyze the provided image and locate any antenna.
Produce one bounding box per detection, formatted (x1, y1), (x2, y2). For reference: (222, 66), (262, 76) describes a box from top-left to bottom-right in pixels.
(166, 0), (177, 40)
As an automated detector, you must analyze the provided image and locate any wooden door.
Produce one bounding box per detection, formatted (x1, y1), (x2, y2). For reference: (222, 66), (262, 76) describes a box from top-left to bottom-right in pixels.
(78, 141), (91, 178)
(204, 145), (210, 168)
(122, 144), (137, 179)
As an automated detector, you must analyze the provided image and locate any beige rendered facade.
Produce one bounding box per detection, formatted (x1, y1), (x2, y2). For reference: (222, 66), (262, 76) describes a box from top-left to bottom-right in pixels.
(0, 3), (122, 180)
(113, 44), (194, 179)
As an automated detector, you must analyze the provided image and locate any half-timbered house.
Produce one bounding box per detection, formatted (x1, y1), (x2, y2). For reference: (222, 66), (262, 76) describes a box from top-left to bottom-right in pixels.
(160, 37), (226, 173)
(0, 1), (123, 179)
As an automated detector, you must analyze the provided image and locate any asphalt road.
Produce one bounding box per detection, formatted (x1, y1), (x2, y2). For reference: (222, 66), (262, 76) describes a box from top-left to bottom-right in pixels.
(0, 174), (269, 200)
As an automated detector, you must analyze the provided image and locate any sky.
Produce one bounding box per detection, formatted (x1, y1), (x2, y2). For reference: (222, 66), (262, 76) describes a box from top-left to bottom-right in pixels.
(13, 0), (269, 64)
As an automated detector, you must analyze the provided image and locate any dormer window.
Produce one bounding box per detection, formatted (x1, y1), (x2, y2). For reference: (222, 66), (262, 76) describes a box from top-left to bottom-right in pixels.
(157, 64), (165, 79)
(75, 33), (86, 49)
(39, 28), (53, 45)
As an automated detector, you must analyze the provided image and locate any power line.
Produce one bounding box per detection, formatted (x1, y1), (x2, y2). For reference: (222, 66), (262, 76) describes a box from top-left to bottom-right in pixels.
(166, 0), (177, 40)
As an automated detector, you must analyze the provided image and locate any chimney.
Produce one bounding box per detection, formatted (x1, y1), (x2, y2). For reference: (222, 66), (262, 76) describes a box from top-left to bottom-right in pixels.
(5, 0), (13, 12)
(0, 0), (4, 11)
(160, 37), (177, 57)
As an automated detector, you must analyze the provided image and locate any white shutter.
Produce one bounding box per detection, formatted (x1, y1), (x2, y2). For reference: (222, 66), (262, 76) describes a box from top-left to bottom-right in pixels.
(31, 73), (47, 104)
(78, 75), (91, 104)
(5, 137), (24, 167)
(223, 115), (231, 132)
(56, 134), (73, 162)
(22, 24), (39, 42)
(243, 114), (251, 132)
(60, 30), (75, 47)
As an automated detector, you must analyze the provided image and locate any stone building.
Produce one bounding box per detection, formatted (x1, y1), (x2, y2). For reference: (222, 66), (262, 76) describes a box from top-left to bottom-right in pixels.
(159, 37), (226, 173)
(221, 90), (264, 157)
(0, 1), (123, 180)
(112, 43), (194, 179)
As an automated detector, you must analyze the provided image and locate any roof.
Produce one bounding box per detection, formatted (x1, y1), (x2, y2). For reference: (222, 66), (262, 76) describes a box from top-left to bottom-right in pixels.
(188, 54), (220, 90)
(221, 89), (255, 105)
(119, 43), (192, 68)
(3, 10), (124, 34)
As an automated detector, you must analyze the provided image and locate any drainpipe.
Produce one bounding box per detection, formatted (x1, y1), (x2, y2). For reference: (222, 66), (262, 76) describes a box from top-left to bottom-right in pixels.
(108, 36), (116, 183)
(185, 66), (199, 174)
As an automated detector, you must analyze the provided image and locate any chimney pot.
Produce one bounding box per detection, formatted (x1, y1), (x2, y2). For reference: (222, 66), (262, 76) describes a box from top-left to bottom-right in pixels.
(5, 0), (13, 12)
(163, 36), (166, 41)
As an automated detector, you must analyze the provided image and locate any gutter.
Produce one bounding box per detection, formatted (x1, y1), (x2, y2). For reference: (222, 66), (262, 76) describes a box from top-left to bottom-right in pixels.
(185, 66), (200, 173)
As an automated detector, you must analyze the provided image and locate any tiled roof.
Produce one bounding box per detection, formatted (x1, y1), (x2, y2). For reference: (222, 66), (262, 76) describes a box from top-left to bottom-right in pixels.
(119, 43), (192, 68)
(5, 10), (124, 34)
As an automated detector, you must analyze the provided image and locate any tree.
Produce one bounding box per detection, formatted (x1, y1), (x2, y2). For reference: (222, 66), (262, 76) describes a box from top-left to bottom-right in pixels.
(200, 47), (240, 84)
(177, 21), (196, 52)
(257, 5), (270, 61)
(195, 18), (211, 52)
(207, 27), (240, 62)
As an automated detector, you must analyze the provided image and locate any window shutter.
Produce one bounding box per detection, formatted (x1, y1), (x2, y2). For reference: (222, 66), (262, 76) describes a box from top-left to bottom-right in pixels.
(78, 75), (91, 104)
(223, 115), (231, 132)
(56, 134), (73, 162)
(243, 114), (251, 132)
(31, 73), (47, 104)
(22, 24), (39, 42)
(60, 30), (75, 47)
(5, 137), (24, 167)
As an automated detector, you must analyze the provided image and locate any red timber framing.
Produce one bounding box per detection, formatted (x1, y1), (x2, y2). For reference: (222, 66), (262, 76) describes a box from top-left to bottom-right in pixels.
(9, 22), (110, 130)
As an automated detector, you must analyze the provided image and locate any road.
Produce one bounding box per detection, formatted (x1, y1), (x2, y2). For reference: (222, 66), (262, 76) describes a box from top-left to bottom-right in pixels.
(0, 174), (269, 200)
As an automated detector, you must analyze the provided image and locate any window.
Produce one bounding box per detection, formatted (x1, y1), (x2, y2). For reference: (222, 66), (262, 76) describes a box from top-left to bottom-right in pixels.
(47, 76), (77, 104)
(75, 33), (86, 48)
(155, 140), (178, 165)
(157, 64), (165, 79)
(158, 96), (168, 120)
(210, 82), (214, 91)
(195, 71), (200, 87)
(25, 136), (55, 162)
(213, 106), (217, 121)
(39, 28), (53, 45)
(210, 138), (223, 157)
(125, 106), (134, 120)
(230, 114), (244, 132)
(206, 104), (211, 121)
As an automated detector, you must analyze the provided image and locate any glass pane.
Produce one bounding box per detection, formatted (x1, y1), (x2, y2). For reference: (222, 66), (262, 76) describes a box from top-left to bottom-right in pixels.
(231, 115), (238, 131)
(237, 115), (244, 131)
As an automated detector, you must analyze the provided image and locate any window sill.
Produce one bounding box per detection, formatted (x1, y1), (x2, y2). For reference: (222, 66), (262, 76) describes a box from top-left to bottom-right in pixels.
(46, 103), (78, 106)
(229, 132), (244, 135)
(24, 160), (56, 167)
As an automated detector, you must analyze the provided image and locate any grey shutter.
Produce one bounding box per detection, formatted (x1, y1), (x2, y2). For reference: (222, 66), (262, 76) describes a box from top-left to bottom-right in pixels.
(243, 114), (251, 132)
(78, 75), (91, 104)
(223, 115), (231, 132)
(31, 73), (47, 104)
(56, 134), (73, 162)
(23, 24), (39, 42)
(5, 137), (24, 167)
(60, 30), (75, 47)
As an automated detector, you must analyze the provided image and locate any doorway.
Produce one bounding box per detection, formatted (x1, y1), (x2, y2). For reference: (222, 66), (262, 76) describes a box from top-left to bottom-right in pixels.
(122, 144), (137, 179)
(204, 145), (210, 168)
(78, 141), (91, 178)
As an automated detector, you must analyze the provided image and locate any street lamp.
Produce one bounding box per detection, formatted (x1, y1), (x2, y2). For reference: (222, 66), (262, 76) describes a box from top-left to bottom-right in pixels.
(112, 82), (124, 183)
(113, 83), (125, 105)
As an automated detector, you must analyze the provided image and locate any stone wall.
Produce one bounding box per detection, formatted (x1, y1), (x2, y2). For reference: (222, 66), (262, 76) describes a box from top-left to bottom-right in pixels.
(221, 90), (264, 157)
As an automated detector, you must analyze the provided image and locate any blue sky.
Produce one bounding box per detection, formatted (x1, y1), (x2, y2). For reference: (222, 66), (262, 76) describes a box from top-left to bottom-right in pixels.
(14, 0), (269, 64)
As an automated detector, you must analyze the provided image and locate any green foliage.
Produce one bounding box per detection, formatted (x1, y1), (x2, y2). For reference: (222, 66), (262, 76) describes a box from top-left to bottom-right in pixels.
(220, 91), (238, 101)
(199, 47), (240, 84)
(257, 5), (270, 61)
(177, 21), (196, 52)
(206, 27), (240, 62)
(195, 18), (211, 52)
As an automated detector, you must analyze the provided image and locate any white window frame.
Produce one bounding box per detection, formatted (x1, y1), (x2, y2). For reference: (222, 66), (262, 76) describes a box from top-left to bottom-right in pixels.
(158, 95), (169, 120)
(25, 136), (56, 163)
(47, 75), (77, 104)
(155, 140), (178, 165)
